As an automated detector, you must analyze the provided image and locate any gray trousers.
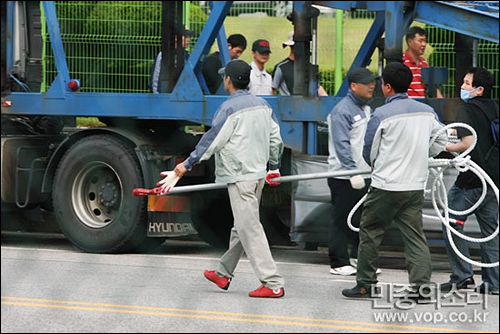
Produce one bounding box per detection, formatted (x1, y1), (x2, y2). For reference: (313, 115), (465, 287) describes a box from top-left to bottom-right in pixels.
(216, 179), (284, 289)
(357, 187), (432, 289)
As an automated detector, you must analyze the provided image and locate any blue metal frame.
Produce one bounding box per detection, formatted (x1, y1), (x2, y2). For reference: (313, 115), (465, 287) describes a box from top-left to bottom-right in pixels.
(6, 2), (14, 73)
(4, 1), (499, 154)
(413, 1), (499, 43)
(336, 10), (386, 96)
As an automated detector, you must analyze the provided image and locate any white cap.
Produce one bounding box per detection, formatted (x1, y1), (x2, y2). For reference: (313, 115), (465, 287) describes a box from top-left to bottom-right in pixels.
(282, 31), (294, 48)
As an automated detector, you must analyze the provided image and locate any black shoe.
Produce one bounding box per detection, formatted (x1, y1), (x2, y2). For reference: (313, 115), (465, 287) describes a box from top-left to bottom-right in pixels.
(440, 277), (475, 293)
(342, 284), (379, 299)
(476, 284), (499, 295)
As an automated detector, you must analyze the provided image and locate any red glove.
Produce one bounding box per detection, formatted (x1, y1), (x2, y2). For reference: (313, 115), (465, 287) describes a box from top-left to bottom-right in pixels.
(266, 169), (281, 186)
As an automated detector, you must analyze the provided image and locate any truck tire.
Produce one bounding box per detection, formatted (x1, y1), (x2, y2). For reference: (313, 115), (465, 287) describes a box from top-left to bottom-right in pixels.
(191, 190), (233, 248)
(260, 206), (292, 246)
(191, 188), (291, 248)
(52, 135), (160, 253)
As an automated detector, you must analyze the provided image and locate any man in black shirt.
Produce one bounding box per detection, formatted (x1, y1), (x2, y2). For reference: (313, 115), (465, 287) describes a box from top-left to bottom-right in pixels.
(201, 34), (247, 94)
(440, 67), (499, 295)
(271, 31), (327, 96)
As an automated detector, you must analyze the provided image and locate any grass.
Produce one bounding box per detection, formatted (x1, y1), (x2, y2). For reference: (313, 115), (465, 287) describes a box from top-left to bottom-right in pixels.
(212, 16), (432, 94)
(214, 16), (431, 74)
(76, 117), (106, 127)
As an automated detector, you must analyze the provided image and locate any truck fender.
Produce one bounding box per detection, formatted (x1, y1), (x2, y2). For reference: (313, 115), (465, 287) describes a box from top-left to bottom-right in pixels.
(42, 127), (161, 195)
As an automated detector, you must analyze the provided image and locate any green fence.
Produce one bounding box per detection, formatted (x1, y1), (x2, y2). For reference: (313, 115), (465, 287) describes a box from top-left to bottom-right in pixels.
(426, 26), (499, 98)
(44, 1), (499, 98)
(44, 1), (163, 93)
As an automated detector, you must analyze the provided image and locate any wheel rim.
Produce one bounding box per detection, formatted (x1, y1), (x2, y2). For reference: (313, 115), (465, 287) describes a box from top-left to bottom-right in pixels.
(72, 161), (122, 228)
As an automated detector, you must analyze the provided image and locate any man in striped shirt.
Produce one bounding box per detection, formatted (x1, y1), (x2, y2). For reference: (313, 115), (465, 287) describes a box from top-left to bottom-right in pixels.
(403, 26), (443, 98)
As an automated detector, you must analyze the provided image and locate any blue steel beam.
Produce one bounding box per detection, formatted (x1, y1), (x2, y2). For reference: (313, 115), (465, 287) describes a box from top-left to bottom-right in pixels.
(171, 1), (233, 101)
(336, 11), (385, 96)
(3, 92), (340, 152)
(4, 93), (338, 122)
(6, 2), (14, 73)
(413, 1), (499, 43)
(42, 1), (71, 98)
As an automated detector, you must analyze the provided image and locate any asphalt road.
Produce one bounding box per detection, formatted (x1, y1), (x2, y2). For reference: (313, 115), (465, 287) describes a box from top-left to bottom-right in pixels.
(1, 231), (498, 333)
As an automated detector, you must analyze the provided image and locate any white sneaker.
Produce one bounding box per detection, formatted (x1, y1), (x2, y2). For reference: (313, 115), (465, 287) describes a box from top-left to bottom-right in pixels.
(330, 265), (357, 276)
(349, 258), (382, 275)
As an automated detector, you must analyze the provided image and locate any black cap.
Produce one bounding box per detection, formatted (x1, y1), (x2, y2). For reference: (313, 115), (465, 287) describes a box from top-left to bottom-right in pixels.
(347, 68), (376, 84)
(218, 59), (251, 81)
(183, 25), (195, 36)
(252, 39), (271, 54)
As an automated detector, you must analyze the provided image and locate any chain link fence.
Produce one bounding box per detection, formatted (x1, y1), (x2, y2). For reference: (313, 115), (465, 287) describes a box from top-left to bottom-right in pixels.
(44, 1), (498, 98)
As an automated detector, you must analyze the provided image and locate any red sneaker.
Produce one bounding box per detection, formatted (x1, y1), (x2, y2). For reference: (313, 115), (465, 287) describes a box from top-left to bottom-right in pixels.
(248, 285), (284, 298)
(204, 270), (231, 290)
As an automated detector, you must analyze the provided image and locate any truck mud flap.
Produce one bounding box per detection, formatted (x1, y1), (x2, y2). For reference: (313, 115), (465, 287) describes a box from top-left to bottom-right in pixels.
(147, 194), (197, 237)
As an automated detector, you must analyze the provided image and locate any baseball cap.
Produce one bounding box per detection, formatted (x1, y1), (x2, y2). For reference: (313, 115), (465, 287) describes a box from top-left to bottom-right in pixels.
(218, 59), (251, 81)
(282, 31), (295, 48)
(347, 68), (376, 84)
(252, 39), (271, 54)
(183, 25), (195, 36)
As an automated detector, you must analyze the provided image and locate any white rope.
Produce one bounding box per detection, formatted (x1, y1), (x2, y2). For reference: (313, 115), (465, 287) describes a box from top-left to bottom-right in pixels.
(347, 122), (499, 268)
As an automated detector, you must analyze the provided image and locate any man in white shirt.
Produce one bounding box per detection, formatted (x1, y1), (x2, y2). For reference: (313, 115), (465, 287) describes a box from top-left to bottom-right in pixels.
(248, 39), (273, 95)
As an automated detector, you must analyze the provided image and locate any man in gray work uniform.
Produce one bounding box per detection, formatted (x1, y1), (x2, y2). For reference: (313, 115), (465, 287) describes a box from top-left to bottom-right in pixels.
(173, 59), (286, 298)
(342, 62), (448, 299)
(327, 68), (376, 277)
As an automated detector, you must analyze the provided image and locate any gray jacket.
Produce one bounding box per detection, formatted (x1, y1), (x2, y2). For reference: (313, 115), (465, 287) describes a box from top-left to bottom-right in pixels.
(183, 90), (284, 183)
(363, 93), (447, 191)
(327, 90), (372, 179)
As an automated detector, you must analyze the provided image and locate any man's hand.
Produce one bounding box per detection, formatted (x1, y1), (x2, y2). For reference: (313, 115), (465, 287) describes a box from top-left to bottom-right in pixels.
(349, 175), (366, 190)
(156, 171), (180, 194)
(174, 162), (188, 178)
(266, 169), (281, 186)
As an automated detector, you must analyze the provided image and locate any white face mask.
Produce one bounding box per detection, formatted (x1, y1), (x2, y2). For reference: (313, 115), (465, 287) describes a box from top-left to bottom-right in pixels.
(460, 86), (481, 102)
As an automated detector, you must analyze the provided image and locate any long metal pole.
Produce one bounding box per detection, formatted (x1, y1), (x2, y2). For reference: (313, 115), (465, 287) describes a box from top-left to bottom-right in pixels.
(162, 160), (452, 195)
(165, 170), (371, 194)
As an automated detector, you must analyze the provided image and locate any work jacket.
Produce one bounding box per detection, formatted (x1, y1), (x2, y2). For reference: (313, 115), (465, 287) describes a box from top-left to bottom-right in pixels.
(363, 93), (447, 191)
(183, 90), (284, 183)
(327, 90), (372, 179)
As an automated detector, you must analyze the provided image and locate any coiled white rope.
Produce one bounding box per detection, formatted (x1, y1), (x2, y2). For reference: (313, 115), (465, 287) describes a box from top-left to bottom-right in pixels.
(347, 122), (499, 268)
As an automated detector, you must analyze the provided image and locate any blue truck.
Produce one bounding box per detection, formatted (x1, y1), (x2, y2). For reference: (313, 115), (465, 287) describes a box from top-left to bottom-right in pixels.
(1, 1), (498, 253)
